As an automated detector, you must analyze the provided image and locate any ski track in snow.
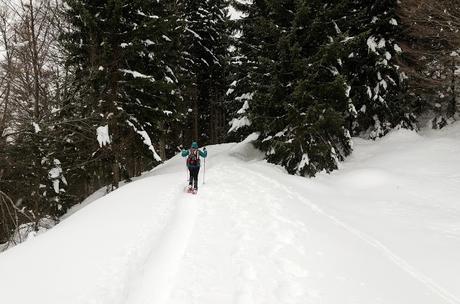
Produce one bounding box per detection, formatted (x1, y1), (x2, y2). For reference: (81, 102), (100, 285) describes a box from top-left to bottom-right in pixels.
(165, 148), (459, 304)
(162, 155), (459, 304)
(167, 162), (316, 304)
(2, 126), (460, 304)
(125, 188), (199, 304)
(102, 136), (460, 304)
(240, 166), (460, 304)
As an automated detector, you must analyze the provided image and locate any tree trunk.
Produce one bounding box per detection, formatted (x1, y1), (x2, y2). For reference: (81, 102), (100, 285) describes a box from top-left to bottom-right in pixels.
(28, 0), (41, 119)
(0, 12), (12, 141)
(453, 57), (460, 119)
(210, 95), (216, 144)
(448, 57), (457, 117)
(0, 82), (10, 139)
(193, 90), (199, 141)
(159, 121), (167, 161)
(218, 100), (225, 143)
(108, 36), (121, 189)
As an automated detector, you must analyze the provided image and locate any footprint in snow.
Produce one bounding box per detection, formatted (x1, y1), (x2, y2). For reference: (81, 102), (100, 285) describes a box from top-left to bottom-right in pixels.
(234, 288), (254, 304)
(240, 264), (257, 281)
(275, 281), (306, 302)
(274, 230), (295, 245)
(277, 258), (310, 278)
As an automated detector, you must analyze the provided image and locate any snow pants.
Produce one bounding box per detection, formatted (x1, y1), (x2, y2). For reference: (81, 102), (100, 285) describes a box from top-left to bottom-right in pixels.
(188, 167), (200, 190)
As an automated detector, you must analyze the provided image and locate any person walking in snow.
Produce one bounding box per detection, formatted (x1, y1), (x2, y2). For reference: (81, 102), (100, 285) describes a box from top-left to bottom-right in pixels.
(182, 141), (207, 192)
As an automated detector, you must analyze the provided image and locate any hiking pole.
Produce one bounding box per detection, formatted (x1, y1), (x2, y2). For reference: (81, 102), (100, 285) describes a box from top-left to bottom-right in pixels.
(203, 157), (206, 185)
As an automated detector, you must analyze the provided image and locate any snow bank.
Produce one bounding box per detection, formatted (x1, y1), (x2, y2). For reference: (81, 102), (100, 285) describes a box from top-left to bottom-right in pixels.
(229, 132), (264, 162)
(0, 175), (180, 304)
(1, 123), (460, 304)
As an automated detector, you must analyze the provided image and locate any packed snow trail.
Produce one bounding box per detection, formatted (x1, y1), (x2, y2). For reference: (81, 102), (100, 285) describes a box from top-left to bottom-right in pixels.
(236, 165), (460, 304)
(1, 125), (460, 304)
(126, 193), (198, 304)
(0, 174), (180, 304)
(166, 160), (459, 304)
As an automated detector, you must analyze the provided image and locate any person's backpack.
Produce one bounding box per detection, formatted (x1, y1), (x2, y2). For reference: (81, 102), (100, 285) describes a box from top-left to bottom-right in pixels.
(187, 149), (200, 166)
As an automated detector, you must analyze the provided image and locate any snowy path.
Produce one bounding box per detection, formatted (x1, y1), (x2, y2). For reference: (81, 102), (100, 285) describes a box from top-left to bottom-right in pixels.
(1, 125), (460, 304)
(126, 192), (199, 304)
(166, 159), (459, 304)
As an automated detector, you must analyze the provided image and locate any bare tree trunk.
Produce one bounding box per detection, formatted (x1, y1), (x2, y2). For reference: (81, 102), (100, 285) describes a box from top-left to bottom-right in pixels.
(0, 82), (10, 138)
(109, 39), (121, 189)
(27, 0), (41, 119)
(0, 11), (12, 140)
(218, 100), (225, 143)
(398, 0), (460, 86)
(456, 81), (460, 119)
(210, 95), (216, 144)
(193, 89), (199, 140)
(159, 121), (166, 160)
(448, 57), (457, 117)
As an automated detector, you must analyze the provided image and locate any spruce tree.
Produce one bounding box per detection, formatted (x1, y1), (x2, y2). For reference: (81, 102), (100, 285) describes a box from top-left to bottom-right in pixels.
(178, 0), (229, 145)
(230, 0), (353, 176)
(62, 0), (180, 190)
(228, 0), (417, 176)
(120, 0), (183, 160)
(338, 0), (417, 138)
(226, 0), (270, 142)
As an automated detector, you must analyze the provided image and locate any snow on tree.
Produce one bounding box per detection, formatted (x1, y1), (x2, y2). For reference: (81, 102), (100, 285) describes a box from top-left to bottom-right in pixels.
(225, 0), (261, 142)
(336, 0), (417, 138)
(62, 0), (181, 189)
(177, 0), (230, 144)
(229, 0), (353, 177)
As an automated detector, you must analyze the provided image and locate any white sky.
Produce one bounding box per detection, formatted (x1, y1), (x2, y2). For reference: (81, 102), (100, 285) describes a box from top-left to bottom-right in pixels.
(228, 5), (245, 20)
(228, 0), (252, 20)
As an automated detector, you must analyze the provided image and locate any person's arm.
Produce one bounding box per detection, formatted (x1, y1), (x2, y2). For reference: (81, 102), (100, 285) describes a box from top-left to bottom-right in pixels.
(181, 149), (189, 157)
(199, 148), (207, 158)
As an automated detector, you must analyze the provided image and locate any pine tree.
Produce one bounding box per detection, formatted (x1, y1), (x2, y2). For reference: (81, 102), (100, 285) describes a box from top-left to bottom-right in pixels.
(226, 0), (269, 142)
(178, 0), (230, 145)
(229, 0), (353, 177)
(120, 0), (183, 160)
(62, 0), (180, 190)
(228, 0), (418, 176)
(338, 0), (416, 138)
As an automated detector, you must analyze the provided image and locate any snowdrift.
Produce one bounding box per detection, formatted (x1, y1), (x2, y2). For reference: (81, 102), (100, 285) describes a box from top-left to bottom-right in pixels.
(1, 124), (460, 304)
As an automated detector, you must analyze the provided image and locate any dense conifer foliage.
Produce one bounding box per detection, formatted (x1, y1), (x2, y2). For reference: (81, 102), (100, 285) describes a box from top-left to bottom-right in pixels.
(1, 0), (458, 244)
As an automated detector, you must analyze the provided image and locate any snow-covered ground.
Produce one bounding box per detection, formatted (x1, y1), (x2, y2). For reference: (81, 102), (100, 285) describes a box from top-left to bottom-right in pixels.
(1, 124), (460, 304)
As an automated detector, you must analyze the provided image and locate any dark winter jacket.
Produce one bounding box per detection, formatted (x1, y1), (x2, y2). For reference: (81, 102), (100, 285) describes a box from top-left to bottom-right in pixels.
(182, 148), (207, 168)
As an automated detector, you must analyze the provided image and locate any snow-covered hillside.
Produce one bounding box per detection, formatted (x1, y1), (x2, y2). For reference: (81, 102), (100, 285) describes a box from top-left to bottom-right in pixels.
(1, 124), (460, 304)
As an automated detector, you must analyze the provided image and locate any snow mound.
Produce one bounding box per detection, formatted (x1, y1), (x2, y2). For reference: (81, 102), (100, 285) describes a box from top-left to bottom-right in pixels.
(337, 168), (392, 189)
(1, 123), (460, 304)
(229, 132), (264, 162)
(379, 127), (421, 144)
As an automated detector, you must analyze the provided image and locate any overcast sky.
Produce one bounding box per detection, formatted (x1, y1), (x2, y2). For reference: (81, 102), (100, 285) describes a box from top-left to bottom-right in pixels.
(228, 5), (244, 20)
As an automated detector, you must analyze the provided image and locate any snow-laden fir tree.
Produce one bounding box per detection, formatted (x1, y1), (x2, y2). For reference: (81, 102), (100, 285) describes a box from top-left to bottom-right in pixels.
(338, 0), (416, 138)
(119, 0), (183, 160)
(225, 0), (264, 142)
(62, 0), (180, 190)
(229, 0), (353, 176)
(229, 0), (418, 176)
(177, 0), (230, 144)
